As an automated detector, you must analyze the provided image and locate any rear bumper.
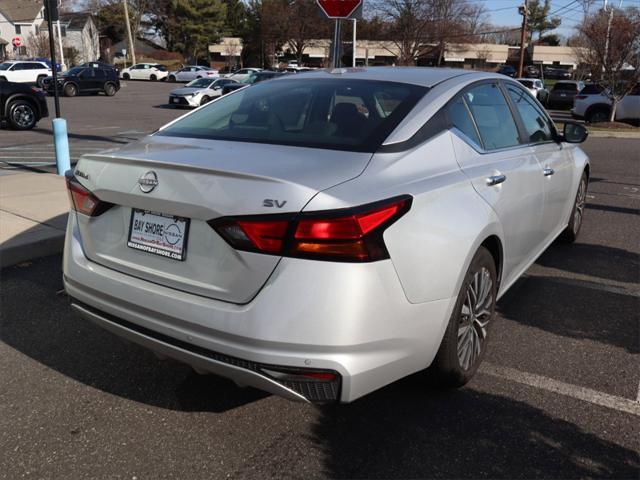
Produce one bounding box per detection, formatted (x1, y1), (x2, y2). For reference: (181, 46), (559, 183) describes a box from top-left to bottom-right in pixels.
(63, 211), (454, 403)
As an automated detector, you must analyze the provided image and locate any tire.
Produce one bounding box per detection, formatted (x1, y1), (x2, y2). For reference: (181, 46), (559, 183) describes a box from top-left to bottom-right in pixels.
(7, 100), (37, 130)
(560, 172), (588, 243)
(0, 76), (6, 82)
(200, 95), (210, 106)
(36, 75), (47, 87)
(168, 75), (176, 82)
(104, 82), (117, 96)
(63, 83), (77, 97)
(586, 108), (609, 124)
(150, 74), (157, 81)
(431, 246), (497, 387)
(122, 73), (130, 80)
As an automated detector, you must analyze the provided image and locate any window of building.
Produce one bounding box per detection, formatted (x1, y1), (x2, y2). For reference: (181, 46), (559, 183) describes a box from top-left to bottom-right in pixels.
(15, 25), (22, 34)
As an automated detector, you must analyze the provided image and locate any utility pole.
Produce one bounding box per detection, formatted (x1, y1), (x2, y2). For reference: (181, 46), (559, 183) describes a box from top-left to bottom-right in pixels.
(123, 0), (136, 65)
(518, 0), (529, 78)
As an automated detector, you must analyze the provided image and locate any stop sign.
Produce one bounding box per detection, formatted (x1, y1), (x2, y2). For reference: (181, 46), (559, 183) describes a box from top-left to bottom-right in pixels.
(12, 37), (21, 47)
(316, 0), (362, 18)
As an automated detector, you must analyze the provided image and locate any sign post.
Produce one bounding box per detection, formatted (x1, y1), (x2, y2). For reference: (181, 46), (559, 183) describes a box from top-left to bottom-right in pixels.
(44, 0), (70, 176)
(316, 0), (363, 68)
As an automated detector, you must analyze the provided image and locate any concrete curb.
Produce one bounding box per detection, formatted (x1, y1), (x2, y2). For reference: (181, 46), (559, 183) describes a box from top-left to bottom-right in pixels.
(587, 130), (640, 139)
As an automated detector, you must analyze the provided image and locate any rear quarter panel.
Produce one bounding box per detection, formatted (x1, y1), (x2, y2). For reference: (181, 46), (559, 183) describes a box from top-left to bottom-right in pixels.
(303, 131), (503, 305)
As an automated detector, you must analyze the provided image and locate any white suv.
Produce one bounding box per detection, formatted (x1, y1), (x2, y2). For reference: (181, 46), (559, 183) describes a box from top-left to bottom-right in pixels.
(0, 61), (52, 86)
(572, 85), (640, 124)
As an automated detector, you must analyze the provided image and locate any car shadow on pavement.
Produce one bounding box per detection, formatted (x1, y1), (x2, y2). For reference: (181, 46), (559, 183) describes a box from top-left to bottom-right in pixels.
(536, 242), (639, 284)
(310, 375), (639, 479)
(0, 254), (269, 413)
(494, 243), (639, 354)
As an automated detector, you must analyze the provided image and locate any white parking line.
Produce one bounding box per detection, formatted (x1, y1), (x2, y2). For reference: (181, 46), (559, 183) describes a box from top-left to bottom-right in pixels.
(479, 363), (640, 416)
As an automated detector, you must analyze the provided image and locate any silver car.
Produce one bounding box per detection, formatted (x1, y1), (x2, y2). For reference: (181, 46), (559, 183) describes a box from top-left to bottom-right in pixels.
(63, 68), (590, 403)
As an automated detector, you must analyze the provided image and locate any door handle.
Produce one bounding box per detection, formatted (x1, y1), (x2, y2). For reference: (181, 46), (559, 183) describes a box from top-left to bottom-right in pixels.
(544, 167), (555, 177)
(486, 174), (507, 186)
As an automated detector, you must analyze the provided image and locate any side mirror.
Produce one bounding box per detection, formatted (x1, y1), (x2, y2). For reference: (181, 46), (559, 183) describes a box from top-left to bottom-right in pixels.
(562, 122), (589, 143)
(213, 86), (221, 90)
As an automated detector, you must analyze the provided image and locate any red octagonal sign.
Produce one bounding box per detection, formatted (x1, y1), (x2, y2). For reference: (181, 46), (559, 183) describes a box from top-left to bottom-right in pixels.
(317, 0), (362, 18)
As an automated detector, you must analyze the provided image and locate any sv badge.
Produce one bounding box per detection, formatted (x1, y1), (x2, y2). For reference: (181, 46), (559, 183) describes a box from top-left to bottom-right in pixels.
(263, 199), (287, 209)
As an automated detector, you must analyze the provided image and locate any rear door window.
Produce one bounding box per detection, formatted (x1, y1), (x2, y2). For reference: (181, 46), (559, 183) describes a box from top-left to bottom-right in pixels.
(463, 83), (521, 150)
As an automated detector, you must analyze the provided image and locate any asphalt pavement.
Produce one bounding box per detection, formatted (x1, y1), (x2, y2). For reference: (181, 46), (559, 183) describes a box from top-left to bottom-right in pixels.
(0, 81), (183, 172)
(0, 136), (638, 478)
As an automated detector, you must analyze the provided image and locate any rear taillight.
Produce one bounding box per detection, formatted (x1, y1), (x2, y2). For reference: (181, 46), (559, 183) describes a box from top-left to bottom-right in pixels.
(210, 196), (411, 262)
(65, 171), (112, 217)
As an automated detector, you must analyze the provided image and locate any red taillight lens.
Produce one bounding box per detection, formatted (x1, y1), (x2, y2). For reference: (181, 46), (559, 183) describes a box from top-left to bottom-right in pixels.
(211, 196), (411, 262)
(65, 172), (112, 217)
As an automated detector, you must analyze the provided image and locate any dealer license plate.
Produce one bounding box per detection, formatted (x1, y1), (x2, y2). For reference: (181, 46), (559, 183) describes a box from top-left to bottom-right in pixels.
(128, 209), (190, 261)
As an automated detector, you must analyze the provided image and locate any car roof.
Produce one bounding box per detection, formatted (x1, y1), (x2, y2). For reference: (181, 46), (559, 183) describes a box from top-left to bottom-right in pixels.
(271, 67), (498, 88)
(516, 78), (540, 82)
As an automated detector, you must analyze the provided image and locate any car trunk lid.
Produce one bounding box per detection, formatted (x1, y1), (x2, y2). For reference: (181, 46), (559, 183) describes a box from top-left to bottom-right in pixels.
(72, 135), (372, 304)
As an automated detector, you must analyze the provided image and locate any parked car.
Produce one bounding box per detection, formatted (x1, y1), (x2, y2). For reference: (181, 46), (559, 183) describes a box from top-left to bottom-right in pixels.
(0, 81), (48, 130)
(221, 71), (288, 95)
(168, 66), (219, 83)
(497, 65), (517, 77)
(63, 68), (590, 404)
(168, 77), (237, 107)
(572, 84), (640, 124)
(523, 65), (542, 78)
(544, 67), (573, 80)
(78, 61), (119, 73)
(223, 67), (262, 82)
(0, 61), (52, 87)
(120, 63), (169, 81)
(42, 66), (120, 97)
(547, 80), (585, 109)
(517, 78), (549, 105)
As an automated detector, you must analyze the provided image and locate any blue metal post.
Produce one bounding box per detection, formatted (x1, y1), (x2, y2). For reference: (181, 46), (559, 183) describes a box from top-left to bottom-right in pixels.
(53, 118), (71, 175)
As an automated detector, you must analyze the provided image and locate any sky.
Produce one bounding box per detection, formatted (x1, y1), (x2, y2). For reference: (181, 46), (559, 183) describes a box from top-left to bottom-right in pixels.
(478, 0), (640, 38)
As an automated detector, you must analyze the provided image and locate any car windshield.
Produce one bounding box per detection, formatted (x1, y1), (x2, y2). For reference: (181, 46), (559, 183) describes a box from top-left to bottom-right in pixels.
(518, 80), (534, 88)
(553, 82), (577, 91)
(158, 79), (427, 152)
(0, 63), (12, 70)
(187, 78), (214, 88)
(65, 67), (84, 76)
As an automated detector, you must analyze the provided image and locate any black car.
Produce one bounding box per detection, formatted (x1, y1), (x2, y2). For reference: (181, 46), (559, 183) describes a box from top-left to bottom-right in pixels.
(497, 65), (517, 77)
(222, 71), (288, 95)
(0, 81), (48, 130)
(42, 66), (120, 97)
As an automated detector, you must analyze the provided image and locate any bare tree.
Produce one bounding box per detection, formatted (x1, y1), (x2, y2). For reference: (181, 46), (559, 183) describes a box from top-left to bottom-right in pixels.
(373, 0), (433, 65)
(26, 32), (50, 58)
(578, 7), (640, 121)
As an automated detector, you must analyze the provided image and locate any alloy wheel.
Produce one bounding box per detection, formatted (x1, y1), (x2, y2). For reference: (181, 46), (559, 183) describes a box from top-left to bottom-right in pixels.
(11, 104), (35, 129)
(573, 177), (587, 233)
(457, 267), (493, 371)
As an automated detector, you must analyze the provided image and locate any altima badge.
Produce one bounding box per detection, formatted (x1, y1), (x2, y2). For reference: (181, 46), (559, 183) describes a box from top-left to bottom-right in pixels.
(138, 171), (159, 193)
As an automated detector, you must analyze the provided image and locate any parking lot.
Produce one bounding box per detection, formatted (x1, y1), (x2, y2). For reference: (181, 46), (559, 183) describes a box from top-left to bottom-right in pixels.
(0, 80), (639, 479)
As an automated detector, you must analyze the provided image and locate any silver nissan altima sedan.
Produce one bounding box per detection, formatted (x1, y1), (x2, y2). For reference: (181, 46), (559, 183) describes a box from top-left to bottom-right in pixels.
(63, 68), (590, 403)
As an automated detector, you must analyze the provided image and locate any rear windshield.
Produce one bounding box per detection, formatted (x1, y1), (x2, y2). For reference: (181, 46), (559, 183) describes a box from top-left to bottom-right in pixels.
(518, 80), (534, 88)
(580, 84), (604, 94)
(157, 79), (427, 152)
(553, 82), (578, 91)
